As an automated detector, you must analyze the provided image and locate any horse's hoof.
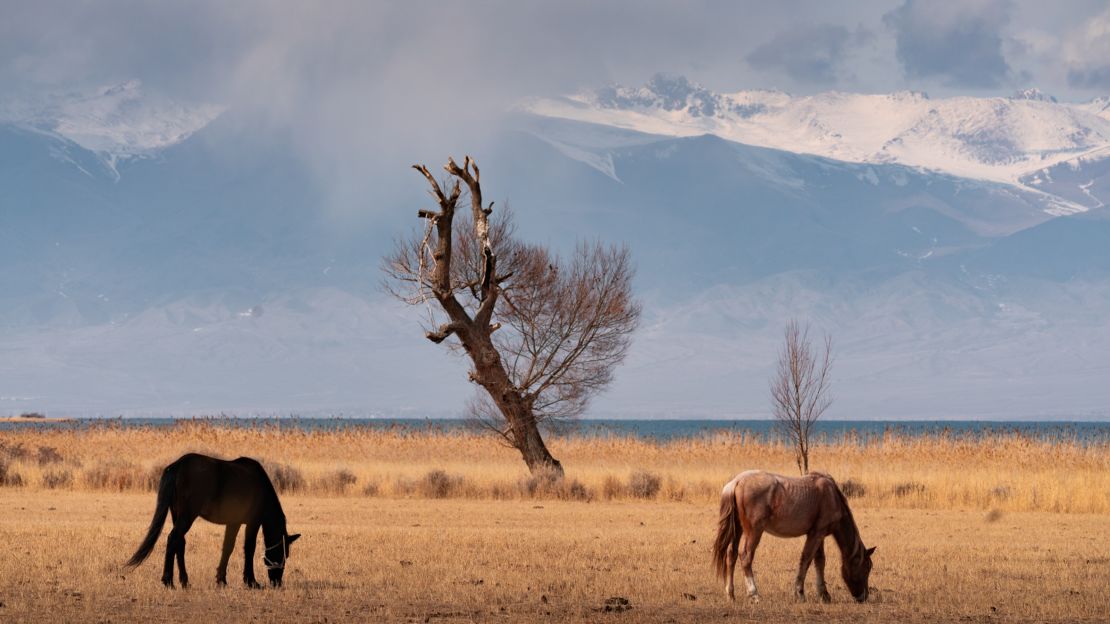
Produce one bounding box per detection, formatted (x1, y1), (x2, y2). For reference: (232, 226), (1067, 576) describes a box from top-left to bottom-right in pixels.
(795, 593), (805, 603)
(748, 594), (760, 603)
(819, 593), (832, 604)
(216, 578), (227, 587)
(245, 580), (262, 589)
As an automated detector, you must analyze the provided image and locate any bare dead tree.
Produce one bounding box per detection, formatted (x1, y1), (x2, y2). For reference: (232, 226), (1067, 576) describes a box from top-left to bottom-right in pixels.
(383, 156), (640, 475)
(769, 319), (833, 474)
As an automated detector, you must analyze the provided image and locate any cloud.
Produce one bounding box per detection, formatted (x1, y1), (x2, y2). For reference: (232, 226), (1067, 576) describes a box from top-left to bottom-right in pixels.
(2, 0), (1108, 217)
(0, 1), (885, 215)
(883, 0), (1015, 88)
(1064, 8), (1110, 88)
(746, 24), (871, 85)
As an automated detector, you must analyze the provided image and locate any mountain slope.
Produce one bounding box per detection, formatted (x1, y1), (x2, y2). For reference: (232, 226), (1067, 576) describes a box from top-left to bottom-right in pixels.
(0, 81), (222, 179)
(3, 84), (1110, 419)
(520, 74), (1110, 206)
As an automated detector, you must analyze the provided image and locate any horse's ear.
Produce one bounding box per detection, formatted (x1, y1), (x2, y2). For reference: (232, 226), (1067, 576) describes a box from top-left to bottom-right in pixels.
(866, 546), (876, 557)
(287, 533), (301, 545)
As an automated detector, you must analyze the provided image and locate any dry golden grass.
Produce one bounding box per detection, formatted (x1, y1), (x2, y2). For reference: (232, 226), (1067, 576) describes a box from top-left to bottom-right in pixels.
(2, 421), (1109, 513)
(1, 423), (1108, 622)
(0, 492), (1107, 623)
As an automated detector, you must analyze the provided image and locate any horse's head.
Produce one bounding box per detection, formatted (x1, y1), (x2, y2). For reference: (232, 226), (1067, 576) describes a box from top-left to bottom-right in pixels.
(842, 545), (875, 602)
(263, 532), (301, 587)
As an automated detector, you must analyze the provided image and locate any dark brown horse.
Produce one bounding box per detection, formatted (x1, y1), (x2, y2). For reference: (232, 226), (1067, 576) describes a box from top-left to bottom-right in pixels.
(125, 453), (300, 588)
(712, 470), (875, 602)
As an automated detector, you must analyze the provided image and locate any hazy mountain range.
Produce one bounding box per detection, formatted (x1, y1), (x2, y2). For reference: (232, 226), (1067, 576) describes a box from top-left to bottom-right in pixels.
(1, 77), (1108, 419)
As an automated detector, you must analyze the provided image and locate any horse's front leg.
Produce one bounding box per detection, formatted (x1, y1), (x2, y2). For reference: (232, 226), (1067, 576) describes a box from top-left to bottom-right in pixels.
(242, 522), (262, 589)
(794, 532), (824, 602)
(814, 542), (832, 603)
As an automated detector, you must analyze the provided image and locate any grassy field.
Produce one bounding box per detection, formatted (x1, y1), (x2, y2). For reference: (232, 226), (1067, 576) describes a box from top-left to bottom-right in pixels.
(1, 422), (1108, 622)
(0, 492), (1107, 623)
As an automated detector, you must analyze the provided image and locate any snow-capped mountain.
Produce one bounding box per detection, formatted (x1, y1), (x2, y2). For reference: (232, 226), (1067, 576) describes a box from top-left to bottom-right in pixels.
(520, 74), (1110, 209)
(3, 80), (1110, 419)
(0, 80), (222, 178)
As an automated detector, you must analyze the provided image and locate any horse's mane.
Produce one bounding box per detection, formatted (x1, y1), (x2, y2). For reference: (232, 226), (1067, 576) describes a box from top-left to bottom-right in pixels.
(830, 478), (855, 523)
(236, 457), (287, 523)
(823, 474), (864, 564)
(808, 471), (855, 522)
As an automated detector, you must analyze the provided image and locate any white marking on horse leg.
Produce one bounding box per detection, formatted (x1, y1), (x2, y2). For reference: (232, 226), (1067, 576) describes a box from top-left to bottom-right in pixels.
(745, 573), (757, 598)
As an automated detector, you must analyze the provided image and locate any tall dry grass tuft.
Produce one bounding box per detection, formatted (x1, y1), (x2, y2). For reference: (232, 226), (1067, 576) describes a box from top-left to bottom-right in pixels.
(316, 468), (358, 495)
(41, 469), (73, 489)
(892, 481), (927, 497)
(418, 469), (465, 499)
(35, 446), (64, 466)
(840, 478), (866, 498)
(628, 470), (662, 499)
(82, 460), (159, 492)
(518, 467), (592, 501)
(602, 475), (625, 500)
(0, 458), (25, 487)
(266, 462), (306, 494)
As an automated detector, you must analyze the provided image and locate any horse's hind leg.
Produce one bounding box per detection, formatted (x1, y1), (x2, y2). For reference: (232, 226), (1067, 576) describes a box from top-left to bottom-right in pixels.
(740, 527), (764, 601)
(173, 514), (197, 589)
(725, 528), (741, 600)
(162, 511), (179, 587)
(814, 542), (832, 603)
(161, 533), (176, 587)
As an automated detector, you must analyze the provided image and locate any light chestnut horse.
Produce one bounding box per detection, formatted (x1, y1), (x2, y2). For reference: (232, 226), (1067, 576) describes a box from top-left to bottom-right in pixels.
(712, 470), (875, 603)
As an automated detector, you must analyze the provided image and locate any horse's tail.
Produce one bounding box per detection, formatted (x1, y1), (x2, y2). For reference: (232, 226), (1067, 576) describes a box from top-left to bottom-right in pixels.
(712, 478), (742, 581)
(125, 461), (177, 568)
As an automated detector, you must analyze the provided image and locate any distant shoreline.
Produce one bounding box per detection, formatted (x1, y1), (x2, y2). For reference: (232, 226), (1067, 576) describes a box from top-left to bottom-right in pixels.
(3, 416), (1108, 443)
(3, 415), (1109, 423)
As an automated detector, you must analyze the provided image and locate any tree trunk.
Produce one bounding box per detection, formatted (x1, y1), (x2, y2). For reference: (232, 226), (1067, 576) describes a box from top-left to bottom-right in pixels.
(511, 411), (563, 476)
(469, 334), (564, 476)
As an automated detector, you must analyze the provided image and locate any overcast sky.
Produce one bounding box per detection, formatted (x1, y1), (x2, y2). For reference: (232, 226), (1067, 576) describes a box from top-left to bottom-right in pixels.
(3, 0), (1110, 209)
(4, 0), (1109, 100)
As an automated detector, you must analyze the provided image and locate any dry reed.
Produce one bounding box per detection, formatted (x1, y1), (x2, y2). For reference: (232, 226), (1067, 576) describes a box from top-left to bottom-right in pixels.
(0, 421), (1107, 513)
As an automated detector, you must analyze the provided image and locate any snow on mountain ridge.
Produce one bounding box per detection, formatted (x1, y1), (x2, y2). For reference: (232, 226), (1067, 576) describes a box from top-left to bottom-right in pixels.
(1077, 96), (1110, 120)
(1010, 88), (1057, 103)
(522, 75), (1110, 199)
(0, 80), (223, 178)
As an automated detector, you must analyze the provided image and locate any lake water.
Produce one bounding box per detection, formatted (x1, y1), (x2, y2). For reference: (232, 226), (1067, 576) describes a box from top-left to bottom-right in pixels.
(2, 417), (1108, 443)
